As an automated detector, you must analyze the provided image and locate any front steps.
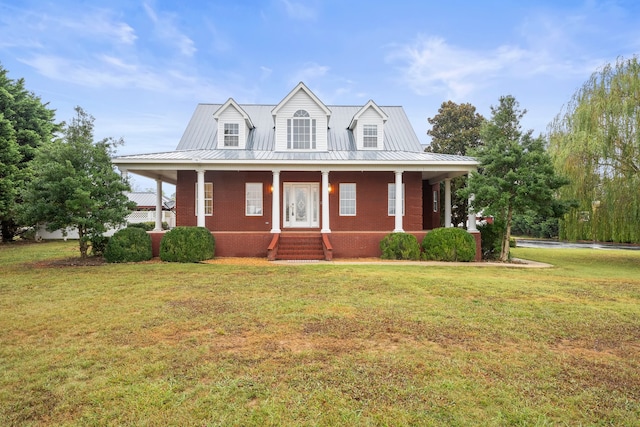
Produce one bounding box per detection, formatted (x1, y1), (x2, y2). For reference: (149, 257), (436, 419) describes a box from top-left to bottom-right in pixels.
(276, 233), (325, 260)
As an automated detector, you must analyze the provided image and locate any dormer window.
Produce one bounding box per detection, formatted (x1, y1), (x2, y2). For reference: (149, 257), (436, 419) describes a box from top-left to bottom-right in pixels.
(224, 123), (239, 147)
(287, 110), (316, 149)
(363, 124), (378, 148)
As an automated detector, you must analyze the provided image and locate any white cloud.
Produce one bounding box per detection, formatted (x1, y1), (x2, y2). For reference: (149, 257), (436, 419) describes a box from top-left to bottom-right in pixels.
(290, 62), (329, 86)
(388, 36), (530, 99)
(143, 2), (196, 57)
(279, 0), (316, 20)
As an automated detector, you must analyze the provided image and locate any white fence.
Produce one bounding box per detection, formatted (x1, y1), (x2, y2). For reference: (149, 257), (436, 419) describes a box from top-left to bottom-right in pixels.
(36, 210), (176, 240)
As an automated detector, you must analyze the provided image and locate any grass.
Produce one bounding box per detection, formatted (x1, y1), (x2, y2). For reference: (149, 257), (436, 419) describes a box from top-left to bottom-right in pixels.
(1, 241), (639, 426)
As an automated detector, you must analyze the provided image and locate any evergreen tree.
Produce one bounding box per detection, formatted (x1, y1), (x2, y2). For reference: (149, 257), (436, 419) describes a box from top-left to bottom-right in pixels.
(462, 96), (568, 261)
(0, 64), (58, 241)
(23, 107), (134, 258)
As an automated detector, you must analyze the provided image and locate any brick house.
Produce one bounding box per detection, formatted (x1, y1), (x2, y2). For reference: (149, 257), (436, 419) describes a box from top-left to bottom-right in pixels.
(113, 82), (480, 260)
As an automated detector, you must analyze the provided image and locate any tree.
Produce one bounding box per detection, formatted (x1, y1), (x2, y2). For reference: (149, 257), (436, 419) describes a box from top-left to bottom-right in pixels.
(461, 96), (568, 261)
(548, 56), (640, 243)
(22, 107), (134, 258)
(0, 64), (58, 242)
(426, 101), (484, 227)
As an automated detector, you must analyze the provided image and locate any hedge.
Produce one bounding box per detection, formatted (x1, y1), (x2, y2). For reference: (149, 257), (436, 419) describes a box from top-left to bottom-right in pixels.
(160, 226), (215, 262)
(104, 227), (152, 263)
(379, 232), (421, 260)
(422, 227), (476, 262)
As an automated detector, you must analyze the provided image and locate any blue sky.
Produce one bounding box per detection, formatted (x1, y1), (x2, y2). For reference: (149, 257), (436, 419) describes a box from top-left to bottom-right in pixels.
(1, 0), (639, 191)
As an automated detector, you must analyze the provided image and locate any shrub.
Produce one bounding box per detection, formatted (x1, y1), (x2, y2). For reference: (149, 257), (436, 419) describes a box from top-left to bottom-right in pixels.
(478, 221), (503, 260)
(422, 227), (476, 262)
(379, 232), (420, 260)
(127, 221), (170, 231)
(90, 234), (110, 257)
(160, 226), (215, 263)
(104, 227), (152, 263)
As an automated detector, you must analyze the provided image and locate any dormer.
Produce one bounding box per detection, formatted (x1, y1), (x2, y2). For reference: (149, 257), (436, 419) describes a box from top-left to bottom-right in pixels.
(213, 98), (254, 149)
(271, 82), (332, 151)
(348, 100), (388, 150)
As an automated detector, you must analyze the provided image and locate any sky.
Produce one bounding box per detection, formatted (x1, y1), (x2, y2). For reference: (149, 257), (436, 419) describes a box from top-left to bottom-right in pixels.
(1, 0), (639, 192)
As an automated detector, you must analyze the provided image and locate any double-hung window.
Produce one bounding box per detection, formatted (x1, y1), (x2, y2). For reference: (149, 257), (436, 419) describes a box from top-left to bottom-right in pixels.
(363, 124), (378, 148)
(287, 110), (316, 149)
(387, 183), (405, 216)
(433, 190), (439, 212)
(224, 123), (239, 147)
(245, 183), (263, 216)
(339, 183), (356, 216)
(195, 182), (213, 216)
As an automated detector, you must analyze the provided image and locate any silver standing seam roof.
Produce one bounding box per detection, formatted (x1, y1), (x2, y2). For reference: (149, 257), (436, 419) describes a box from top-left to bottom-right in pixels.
(113, 101), (478, 184)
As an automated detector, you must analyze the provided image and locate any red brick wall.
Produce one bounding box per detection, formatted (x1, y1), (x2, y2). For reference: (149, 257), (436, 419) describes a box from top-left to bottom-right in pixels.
(176, 170), (273, 231)
(422, 181), (441, 230)
(328, 171), (423, 231)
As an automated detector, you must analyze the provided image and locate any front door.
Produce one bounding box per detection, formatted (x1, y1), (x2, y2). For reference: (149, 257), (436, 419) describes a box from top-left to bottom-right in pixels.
(284, 183), (319, 228)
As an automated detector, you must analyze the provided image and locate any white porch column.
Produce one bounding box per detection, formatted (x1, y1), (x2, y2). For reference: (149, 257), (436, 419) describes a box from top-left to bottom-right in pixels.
(271, 170), (281, 233)
(154, 179), (163, 231)
(394, 170), (404, 232)
(444, 178), (452, 228)
(321, 170), (331, 233)
(196, 169), (205, 228)
(467, 194), (478, 232)
(119, 167), (128, 181)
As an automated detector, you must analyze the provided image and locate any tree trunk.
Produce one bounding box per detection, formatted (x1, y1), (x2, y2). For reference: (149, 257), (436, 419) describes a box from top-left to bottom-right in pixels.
(500, 205), (513, 262)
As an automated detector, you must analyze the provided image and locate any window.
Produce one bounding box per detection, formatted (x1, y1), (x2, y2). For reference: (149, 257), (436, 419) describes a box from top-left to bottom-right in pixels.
(246, 183), (263, 216)
(195, 182), (213, 216)
(363, 124), (377, 148)
(433, 190), (438, 212)
(224, 123), (239, 147)
(339, 183), (356, 216)
(388, 183), (405, 216)
(287, 110), (316, 149)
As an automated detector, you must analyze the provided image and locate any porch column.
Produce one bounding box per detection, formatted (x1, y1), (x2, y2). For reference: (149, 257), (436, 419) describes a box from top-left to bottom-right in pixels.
(444, 178), (452, 228)
(271, 170), (281, 233)
(394, 170), (404, 232)
(467, 194), (478, 232)
(119, 167), (128, 181)
(321, 170), (331, 233)
(154, 179), (163, 231)
(196, 169), (205, 227)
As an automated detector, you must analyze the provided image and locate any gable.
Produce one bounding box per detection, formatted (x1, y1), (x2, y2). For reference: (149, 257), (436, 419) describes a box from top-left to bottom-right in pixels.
(213, 99), (254, 149)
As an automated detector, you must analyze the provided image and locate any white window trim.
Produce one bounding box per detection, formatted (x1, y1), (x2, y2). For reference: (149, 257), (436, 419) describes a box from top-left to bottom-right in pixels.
(339, 183), (356, 216)
(363, 124), (377, 148)
(245, 183), (263, 216)
(287, 110), (317, 150)
(387, 183), (405, 216)
(223, 123), (240, 147)
(195, 182), (213, 216)
(433, 190), (438, 212)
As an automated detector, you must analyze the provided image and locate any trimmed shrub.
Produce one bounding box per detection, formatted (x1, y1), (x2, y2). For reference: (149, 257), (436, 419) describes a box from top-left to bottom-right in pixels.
(104, 227), (152, 263)
(380, 232), (420, 260)
(160, 226), (215, 263)
(422, 227), (476, 262)
(127, 221), (170, 231)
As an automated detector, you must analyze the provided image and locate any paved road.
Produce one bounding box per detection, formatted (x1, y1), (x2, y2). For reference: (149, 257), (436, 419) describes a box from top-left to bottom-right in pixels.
(516, 239), (640, 251)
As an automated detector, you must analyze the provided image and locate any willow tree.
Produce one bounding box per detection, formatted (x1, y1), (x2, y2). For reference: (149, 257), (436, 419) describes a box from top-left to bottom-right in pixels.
(548, 56), (640, 243)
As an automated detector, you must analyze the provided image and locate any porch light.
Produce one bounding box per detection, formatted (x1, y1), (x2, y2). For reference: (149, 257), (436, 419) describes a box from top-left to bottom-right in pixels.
(328, 184), (334, 194)
(270, 185), (274, 193)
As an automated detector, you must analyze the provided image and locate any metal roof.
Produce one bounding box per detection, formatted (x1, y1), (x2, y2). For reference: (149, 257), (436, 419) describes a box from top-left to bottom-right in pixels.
(175, 104), (426, 153)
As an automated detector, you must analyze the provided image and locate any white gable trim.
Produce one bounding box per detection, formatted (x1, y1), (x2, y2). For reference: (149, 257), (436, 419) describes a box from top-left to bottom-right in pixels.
(348, 100), (388, 130)
(213, 98), (255, 129)
(271, 82), (332, 122)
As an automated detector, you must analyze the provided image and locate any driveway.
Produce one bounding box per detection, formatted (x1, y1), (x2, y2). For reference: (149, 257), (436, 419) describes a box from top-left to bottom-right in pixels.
(516, 239), (640, 251)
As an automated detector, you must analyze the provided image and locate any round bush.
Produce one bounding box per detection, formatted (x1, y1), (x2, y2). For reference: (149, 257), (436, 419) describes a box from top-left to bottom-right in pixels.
(160, 226), (215, 263)
(104, 227), (152, 263)
(422, 227), (476, 262)
(379, 232), (420, 260)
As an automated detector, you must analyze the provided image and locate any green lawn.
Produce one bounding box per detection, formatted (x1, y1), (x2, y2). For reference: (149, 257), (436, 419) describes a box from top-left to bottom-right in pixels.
(1, 241), (639, 426)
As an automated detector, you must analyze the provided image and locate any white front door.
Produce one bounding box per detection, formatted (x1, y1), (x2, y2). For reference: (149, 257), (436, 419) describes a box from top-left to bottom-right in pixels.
(284, 183), (319, 228)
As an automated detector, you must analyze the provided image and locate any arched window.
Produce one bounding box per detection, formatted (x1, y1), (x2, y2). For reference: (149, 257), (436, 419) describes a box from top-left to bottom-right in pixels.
(287, 110), (316, 149)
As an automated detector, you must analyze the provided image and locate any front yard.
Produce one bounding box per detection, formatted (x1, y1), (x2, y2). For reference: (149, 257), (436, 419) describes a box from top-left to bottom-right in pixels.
(1, 241), (639, 425)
